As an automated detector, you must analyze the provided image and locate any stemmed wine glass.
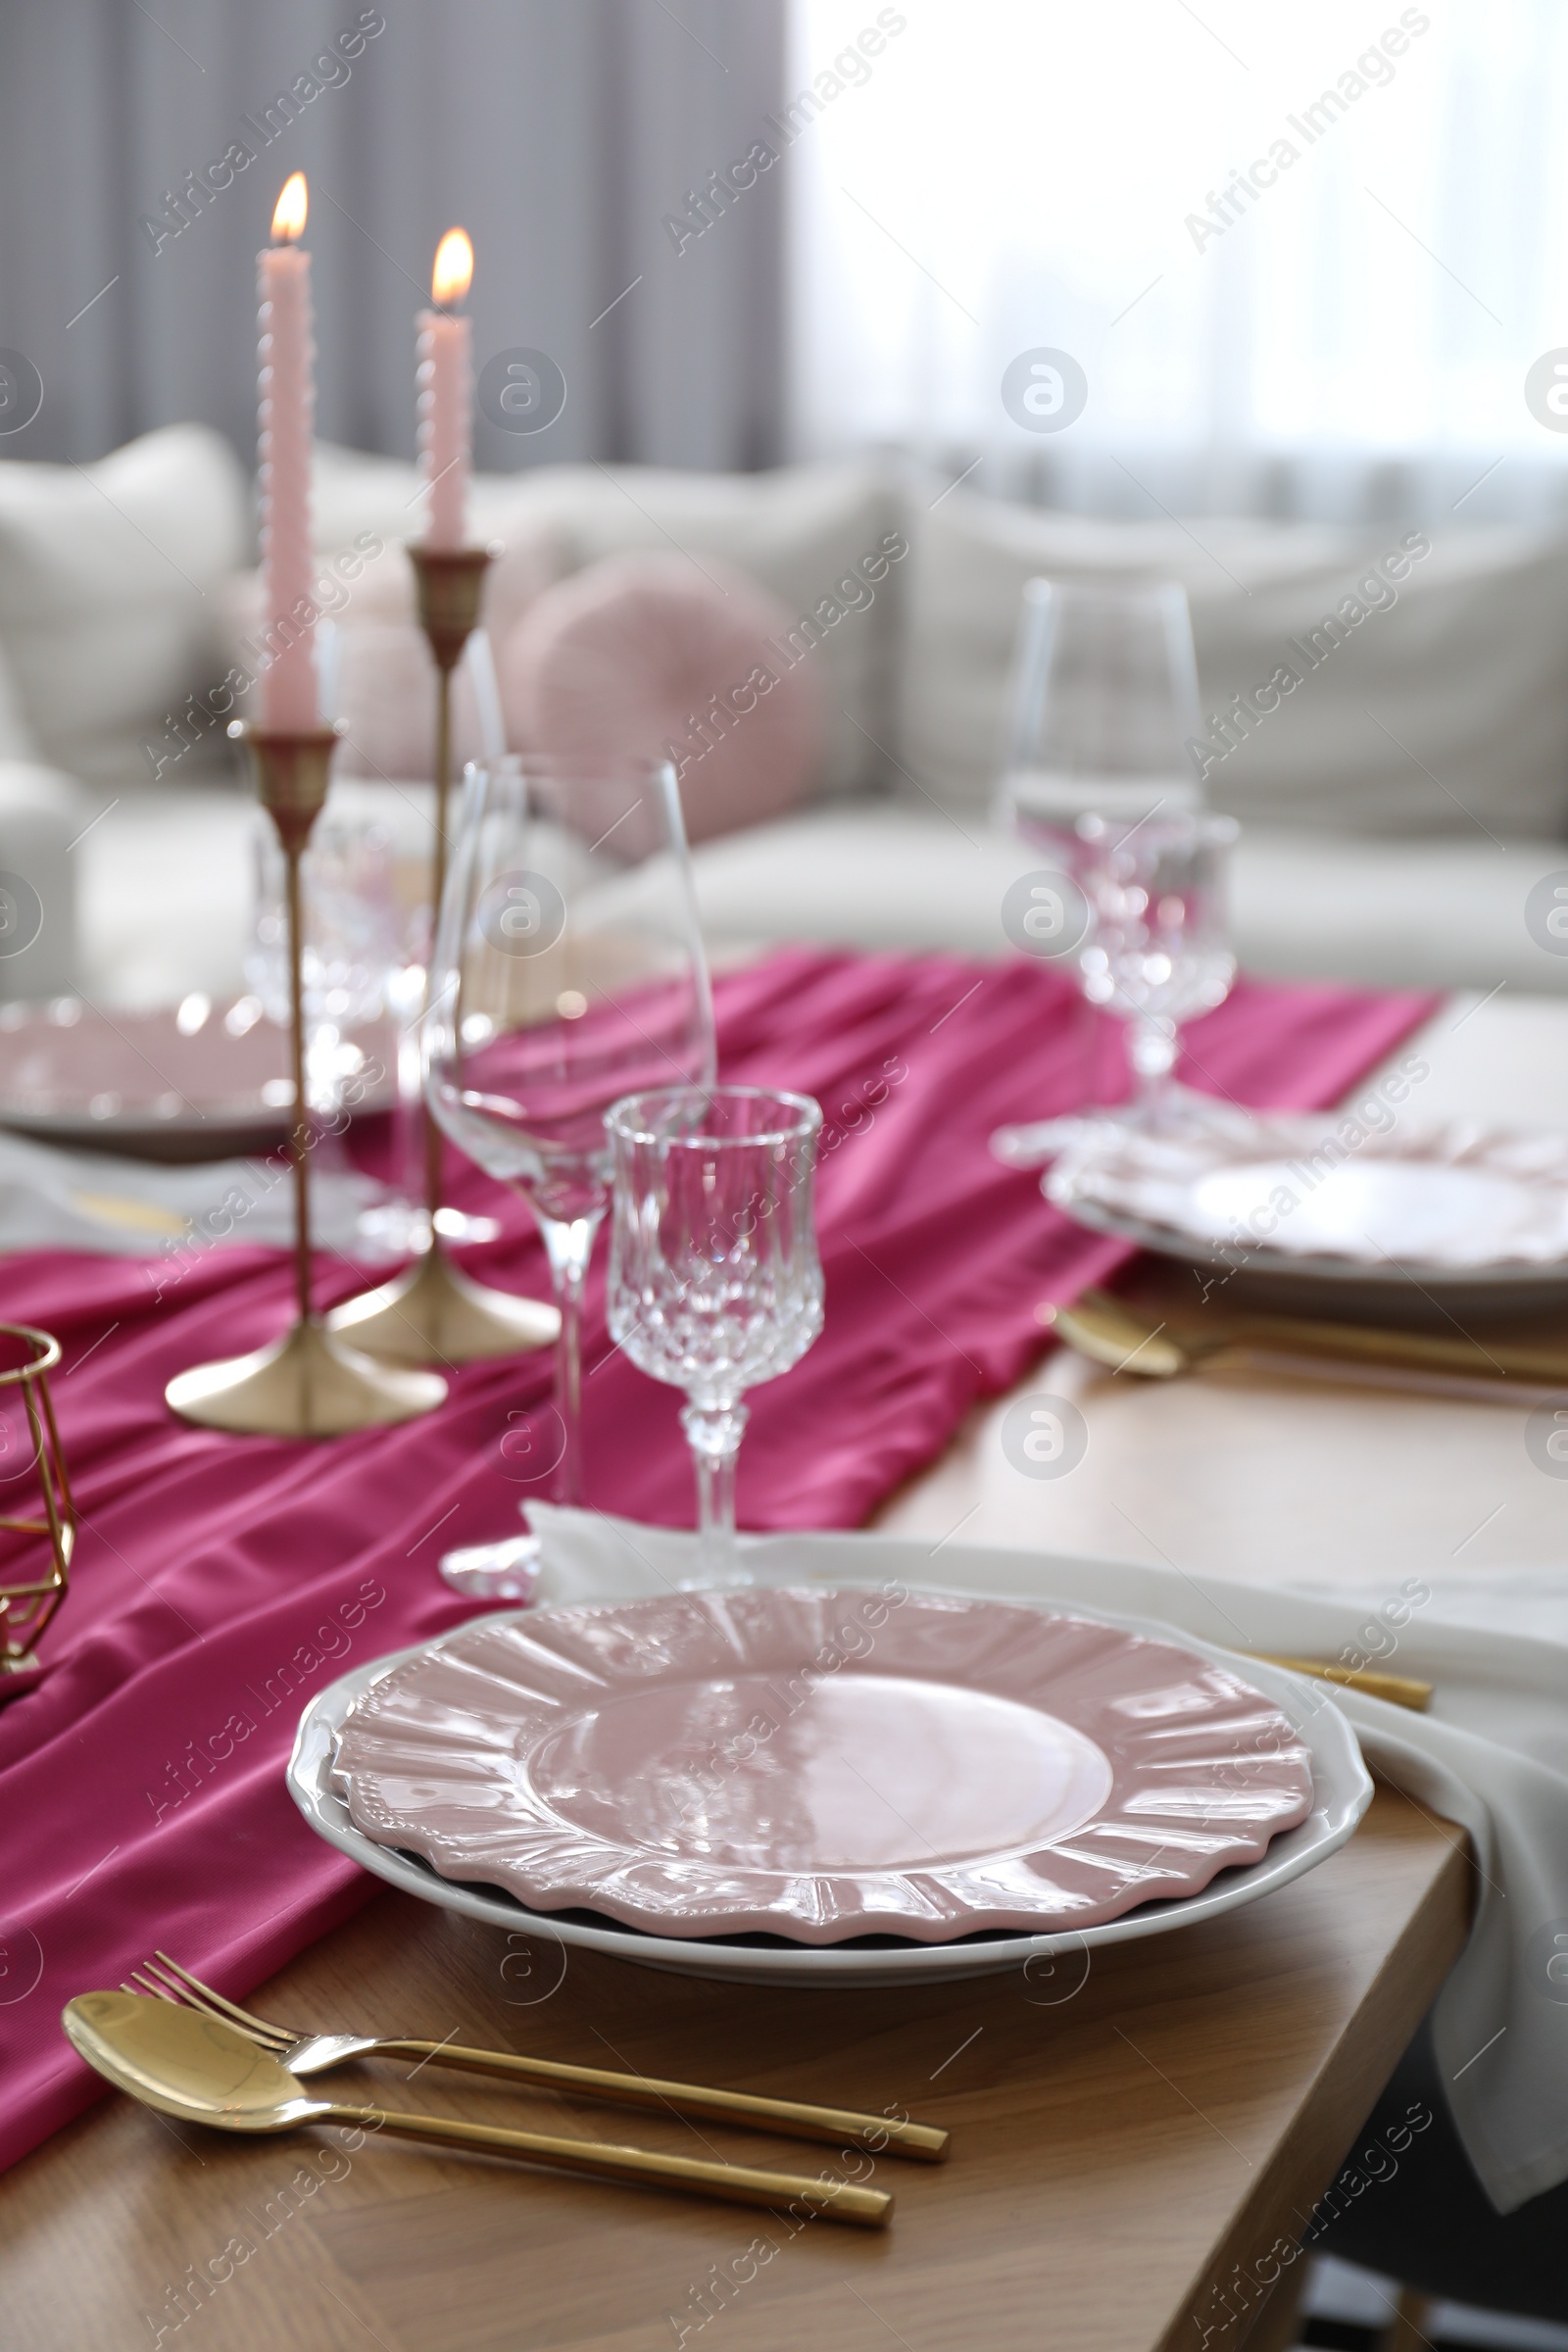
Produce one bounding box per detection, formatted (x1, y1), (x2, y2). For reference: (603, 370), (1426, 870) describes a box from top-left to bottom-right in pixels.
(991, 576), (1223, 1167)
(423, 754), (715, 1598)
(606, 1086), (824, 1588)
(999, 576), (1203, 846)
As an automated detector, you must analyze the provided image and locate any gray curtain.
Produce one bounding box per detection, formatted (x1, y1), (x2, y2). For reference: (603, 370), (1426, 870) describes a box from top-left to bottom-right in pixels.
(0, 0), (786, 473)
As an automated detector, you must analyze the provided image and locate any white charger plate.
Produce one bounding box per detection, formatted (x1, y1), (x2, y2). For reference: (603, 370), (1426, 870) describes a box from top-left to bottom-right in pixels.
(287, 1592), (1371, 1988)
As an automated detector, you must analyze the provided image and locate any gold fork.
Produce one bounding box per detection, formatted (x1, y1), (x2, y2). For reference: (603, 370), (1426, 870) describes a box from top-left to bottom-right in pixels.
(123, 1952), (950, 2163)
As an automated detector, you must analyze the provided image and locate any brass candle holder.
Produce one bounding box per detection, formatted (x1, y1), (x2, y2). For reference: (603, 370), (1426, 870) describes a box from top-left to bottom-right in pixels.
(328, 545), (558, 1367)
(0, 1325), (75, 1681)
(165, 723), (448, 1437)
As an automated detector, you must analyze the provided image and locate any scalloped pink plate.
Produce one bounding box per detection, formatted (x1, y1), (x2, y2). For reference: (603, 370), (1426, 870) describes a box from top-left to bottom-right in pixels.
(331, 1589), (1315, 1944)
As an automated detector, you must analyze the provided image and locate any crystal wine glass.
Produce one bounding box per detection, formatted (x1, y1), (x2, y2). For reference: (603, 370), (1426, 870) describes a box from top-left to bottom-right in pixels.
(1074, 808), (1239, 1122)
(606, 1086), (824, 1588)
(248, 806), (400, 1117)
(991, 578), (1212, 1167)
(999, 576), (1203, 848)
(423, 754), (715, 1598)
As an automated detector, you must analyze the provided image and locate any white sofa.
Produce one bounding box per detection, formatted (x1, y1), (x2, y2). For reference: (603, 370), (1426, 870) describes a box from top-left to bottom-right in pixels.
(3, 425), (1568, 1005)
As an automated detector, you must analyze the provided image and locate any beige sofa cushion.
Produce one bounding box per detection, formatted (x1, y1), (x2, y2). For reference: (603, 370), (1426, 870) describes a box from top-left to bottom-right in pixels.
(687, 801), (1568, 996)
(898, 488), (1568, 839)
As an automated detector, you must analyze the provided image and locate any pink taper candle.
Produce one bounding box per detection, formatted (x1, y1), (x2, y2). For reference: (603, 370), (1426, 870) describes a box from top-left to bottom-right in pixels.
(416, 227), (474, 551)
(257, 172), (318, 728)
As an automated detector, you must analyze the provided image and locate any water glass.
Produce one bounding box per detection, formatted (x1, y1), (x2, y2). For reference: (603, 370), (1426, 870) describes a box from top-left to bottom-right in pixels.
(248, 809), (402, 1116)
(606, 1086), (824, 1587)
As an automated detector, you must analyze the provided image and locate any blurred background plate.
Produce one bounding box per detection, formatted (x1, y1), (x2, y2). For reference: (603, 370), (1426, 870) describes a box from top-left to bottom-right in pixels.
(0, 994), (395, 1163)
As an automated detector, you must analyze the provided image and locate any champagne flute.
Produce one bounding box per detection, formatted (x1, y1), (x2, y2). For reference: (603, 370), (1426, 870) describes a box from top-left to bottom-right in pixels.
(423, 754), (715, 1598)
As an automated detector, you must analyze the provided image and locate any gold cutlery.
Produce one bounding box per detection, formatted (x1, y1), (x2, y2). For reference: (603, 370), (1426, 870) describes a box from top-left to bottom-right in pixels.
(1050, 1289), (1568, 1391)
(1246, 1654), (1433, 1712)
(122, 1950), (949, 2164)
(68, 1190), (189, 1238)
(65, 1993), (893, 2227)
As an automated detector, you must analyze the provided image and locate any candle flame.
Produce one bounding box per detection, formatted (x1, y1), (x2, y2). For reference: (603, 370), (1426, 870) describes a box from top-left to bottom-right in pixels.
(271, 172), (308, 244)
(431, 227), (473, 308)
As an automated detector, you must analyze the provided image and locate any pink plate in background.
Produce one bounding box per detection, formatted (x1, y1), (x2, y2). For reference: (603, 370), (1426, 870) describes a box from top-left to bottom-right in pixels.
(0, 996), (395, 1161)
(331, 1588), (1314, 1943)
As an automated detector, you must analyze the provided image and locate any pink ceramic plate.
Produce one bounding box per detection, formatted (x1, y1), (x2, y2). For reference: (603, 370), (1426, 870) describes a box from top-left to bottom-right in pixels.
(332, 1589), (1314, 1944)
(0, 995), (395, 1162)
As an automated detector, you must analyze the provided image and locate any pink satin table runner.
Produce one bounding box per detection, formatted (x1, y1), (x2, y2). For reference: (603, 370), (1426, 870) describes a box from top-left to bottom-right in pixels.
(0, 949), (1435, 2172)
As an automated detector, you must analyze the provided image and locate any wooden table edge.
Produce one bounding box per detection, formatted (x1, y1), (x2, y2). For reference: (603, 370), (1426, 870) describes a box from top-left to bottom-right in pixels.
(1160, 1795), (1474, 2352)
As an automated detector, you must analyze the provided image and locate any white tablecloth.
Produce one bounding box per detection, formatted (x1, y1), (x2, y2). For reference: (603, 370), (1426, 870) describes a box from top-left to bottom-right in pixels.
(529, 1504), (1568, 2217)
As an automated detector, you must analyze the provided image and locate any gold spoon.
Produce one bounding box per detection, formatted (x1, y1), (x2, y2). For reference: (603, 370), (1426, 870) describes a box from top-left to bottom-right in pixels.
(62, 1992), (892, 2228)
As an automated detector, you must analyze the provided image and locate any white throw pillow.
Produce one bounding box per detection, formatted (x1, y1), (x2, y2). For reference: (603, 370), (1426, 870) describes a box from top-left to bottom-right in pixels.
(0, 425), (247, 789)
(899, 487), (1568, 838)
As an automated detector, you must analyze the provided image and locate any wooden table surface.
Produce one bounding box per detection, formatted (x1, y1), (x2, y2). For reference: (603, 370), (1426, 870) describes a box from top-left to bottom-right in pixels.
(4, 1785), (1468, 2352)
(876, 993), (1568, 1597)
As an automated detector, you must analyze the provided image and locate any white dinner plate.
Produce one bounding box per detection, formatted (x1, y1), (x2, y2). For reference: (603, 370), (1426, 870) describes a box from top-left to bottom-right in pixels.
(287, 1592), (1371, 1988)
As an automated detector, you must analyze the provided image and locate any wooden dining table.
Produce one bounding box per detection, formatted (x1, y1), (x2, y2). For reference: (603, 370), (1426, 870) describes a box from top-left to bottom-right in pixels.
(9, 987), (1540, 2352)
(4, 1784), (1466, 2352)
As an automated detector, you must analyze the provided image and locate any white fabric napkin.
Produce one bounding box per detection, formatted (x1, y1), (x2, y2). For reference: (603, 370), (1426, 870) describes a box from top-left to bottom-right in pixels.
(0, 1125), (394, 1259)
(528, 1503), (1568, 2217)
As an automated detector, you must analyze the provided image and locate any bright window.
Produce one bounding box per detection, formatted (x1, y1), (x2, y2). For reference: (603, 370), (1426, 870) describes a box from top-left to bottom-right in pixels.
(786, 1), (1568, 515)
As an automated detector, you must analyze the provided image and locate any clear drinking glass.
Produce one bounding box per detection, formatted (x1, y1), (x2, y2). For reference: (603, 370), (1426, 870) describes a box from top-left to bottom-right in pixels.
(1000, 577), (1203, 849)
(248, 808), (401, 1116)
(989, 578), (1217, 1169)
(423, 754), (715, 1598)
(606, 1086), (824, 1588)
(1074, 808), (1239, 1120)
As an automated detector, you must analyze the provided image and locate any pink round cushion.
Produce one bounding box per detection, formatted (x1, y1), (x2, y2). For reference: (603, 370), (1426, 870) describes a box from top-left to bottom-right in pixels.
(497, 552), (824, 845)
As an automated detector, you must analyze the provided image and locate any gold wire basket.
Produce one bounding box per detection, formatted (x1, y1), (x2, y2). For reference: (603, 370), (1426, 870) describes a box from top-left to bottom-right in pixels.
(0, 1325), (76, 1678)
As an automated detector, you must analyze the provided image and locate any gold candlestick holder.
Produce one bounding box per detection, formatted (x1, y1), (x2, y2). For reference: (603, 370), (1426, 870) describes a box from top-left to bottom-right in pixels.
(166, 723), (448, 1437)
(329, 545), (558, 1367)
(0, 1325), (75, 1681)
